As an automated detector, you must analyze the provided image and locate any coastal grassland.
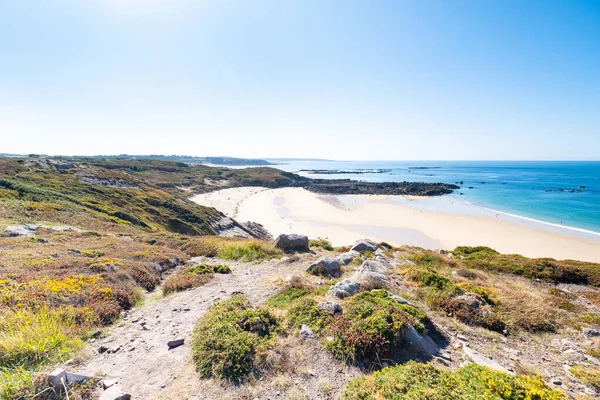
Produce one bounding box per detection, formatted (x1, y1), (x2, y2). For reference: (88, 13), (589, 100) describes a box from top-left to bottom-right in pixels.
(169, 235), (283, 262)
(191, 296), (280, 382)
(454, 246), (600, 287)
(0, 158), (221, 235)
(340, 361), (565, 400)
(396, 247), (597, 334)
(0, 230), (188, 397)
(268, 280), (431, 366)
(80, 158), (300, 196)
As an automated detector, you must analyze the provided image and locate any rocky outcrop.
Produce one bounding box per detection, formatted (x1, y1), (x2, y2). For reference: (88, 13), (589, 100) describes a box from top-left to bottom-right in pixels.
(351, 260), (389, 289)
(329, 279), (361, 299)
(77, 175), (139, 189)
(289, 179), (459, 196)
(4, 224), (39, 237)
(211, 215), (273, 241)
(336, 252), (356, 265)
(351, 239), (378, 253)
(273, 234), (309, 252)
(3, 224), (82, 237)
(402, 325), (439, 355)
(307, 257), (341, 278)
(300, 324), (315, 339)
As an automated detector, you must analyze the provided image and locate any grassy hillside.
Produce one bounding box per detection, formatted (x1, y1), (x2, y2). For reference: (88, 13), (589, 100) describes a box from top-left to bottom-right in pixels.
(78, 158), (301, 197)
(0, 158), (224, 235)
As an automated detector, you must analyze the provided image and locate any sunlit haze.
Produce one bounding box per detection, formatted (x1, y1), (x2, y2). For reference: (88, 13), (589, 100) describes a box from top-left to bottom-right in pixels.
(1, 0), (599, 160)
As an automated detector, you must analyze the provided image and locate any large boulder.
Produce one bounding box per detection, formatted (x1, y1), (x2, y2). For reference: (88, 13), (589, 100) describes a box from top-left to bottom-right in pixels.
(351, 239), (378, 253)
(329, 279), (360, 299)
(351, 260), (389, 289)
(307, 257), (341, 278)
(402, 325), (438, 355)
(273, 234), (309, 252)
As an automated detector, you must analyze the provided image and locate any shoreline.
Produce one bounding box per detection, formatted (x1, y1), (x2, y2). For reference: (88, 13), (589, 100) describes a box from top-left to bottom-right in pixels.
(191, 187), (600, 263)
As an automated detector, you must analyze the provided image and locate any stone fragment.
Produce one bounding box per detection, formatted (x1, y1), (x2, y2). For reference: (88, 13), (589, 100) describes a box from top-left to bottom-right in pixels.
(168, 338), (185, 349)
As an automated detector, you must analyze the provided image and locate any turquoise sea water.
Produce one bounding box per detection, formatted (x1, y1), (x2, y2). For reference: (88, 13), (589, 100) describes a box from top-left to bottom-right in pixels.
(270, 160), (600, 235)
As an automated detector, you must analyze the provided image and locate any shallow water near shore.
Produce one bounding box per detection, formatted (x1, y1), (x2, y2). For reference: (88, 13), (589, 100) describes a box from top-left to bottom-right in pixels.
(270, 160), (600, 236)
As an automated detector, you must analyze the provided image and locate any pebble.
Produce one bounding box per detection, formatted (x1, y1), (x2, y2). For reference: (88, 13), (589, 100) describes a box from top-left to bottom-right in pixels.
(551, 377), (562, 385)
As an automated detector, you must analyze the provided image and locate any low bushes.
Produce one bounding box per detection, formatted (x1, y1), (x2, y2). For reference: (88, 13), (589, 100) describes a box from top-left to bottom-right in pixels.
(326, 290), (427, 364)
(183, 264), (231, 275)
(266, 284), (315, 309)
(341, 361), (566, 400)
(182, 237), (283, 262)
(454, 246), (600, 287)
(286, 298), (331, 334)
(191, 296), (279, 382)
(309, 239), (334, 251)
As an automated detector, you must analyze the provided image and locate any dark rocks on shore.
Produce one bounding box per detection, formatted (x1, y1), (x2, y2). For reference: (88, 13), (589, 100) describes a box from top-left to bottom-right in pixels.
(273, 233), (309, 252)
(299, 169), (391, 175)
(290, 179), (459, 196)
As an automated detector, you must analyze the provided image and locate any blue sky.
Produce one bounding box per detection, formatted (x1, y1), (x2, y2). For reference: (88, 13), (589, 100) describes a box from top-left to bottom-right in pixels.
(1, 0), (599, 160)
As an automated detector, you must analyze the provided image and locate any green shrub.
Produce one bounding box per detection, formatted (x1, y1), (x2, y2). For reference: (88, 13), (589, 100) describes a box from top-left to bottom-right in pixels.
(453, 246), (499, 256)
(326, 290), (426, 364)
(191, 296), (279, 382)
(266, 285), (314, 309)
(341, 361), (566, 399)
(405, 268), (453, 291)
(218, 240), (283, 262)
(183, 264), (231, 275)
(454, 246), (600, 287)
(286, 298), (332, 334)
(80, 249), (105, 258)
(309, 239), (334, 251)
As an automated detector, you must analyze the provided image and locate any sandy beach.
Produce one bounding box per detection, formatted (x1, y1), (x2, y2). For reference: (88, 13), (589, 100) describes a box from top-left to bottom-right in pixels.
(192, 187), (600, 263)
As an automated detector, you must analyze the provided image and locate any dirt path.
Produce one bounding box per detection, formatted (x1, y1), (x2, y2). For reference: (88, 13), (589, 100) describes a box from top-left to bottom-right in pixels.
(77, 256), (310, 399)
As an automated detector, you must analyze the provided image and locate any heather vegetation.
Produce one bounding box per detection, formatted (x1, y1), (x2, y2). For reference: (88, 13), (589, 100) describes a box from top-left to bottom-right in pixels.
(191, 296), (279, 382)
(2, 157), (600, 399)
(341, 361), (566, 400)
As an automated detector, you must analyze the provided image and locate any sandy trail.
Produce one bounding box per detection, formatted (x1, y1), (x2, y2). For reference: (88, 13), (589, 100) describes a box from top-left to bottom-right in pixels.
(192, 187), (600, 262)
(76, 257), (308, 399)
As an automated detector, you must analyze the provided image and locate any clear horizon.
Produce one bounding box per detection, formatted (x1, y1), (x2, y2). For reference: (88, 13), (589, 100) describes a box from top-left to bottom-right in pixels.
(1, 1), (599, 160)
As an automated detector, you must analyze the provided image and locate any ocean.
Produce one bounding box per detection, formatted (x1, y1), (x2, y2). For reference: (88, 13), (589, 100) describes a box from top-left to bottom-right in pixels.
(269, 160), (600, 237)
